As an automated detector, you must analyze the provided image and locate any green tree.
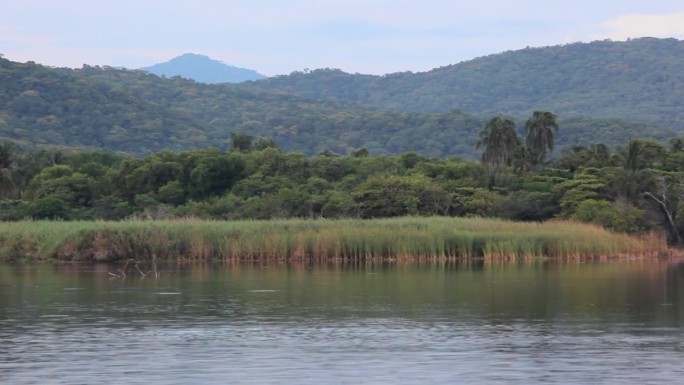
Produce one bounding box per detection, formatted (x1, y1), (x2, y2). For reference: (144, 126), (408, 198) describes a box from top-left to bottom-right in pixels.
(122, 158), (183, 199)
(449, 187), (499, 217)
(618, 139), (665, 173)
(476, 117), (518, 167)
(350, 148), (369, 158)
(157, 180), (186, 205)
(353, 174), (450, 218)
(253, 137), (278, 151)
(496, 190), (560, 221)
(641, 175), (683, 244)
(571, 199), (646, 233)
(525, 111), (559, 165)
(186, 150), (245, 200)
(607, 139), (664, 202)
(230, 132), (254, 153)
(0, 142), (17, 199)
(25, 197), (69, 220)
(23, 165), (96, 219)
(557, 167), (607, 217)
(557, 143), (611, 172)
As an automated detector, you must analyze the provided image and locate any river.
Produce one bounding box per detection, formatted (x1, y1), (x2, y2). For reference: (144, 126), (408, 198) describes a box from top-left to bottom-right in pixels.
(1, 260), (683, 384)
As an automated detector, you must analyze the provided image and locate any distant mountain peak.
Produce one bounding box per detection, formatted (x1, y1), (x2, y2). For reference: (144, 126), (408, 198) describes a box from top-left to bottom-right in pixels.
(140, 53), (266, 84)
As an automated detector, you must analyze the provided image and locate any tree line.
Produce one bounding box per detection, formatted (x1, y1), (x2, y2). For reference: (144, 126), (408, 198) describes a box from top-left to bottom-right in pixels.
(477, 111), (559, 169)
(2, 114), (684, 244)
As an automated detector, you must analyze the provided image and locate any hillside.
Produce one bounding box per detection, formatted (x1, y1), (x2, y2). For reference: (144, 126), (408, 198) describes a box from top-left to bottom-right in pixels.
(243, 38), (684, 129)
(140, 53), (266, 84)
(0, 58), (488, 156)
(0, 60), (206, 153)
(0, 38), (681, 158)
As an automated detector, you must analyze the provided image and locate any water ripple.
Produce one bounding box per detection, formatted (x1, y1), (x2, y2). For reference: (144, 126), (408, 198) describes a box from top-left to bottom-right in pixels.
(1, 262), (684, 384)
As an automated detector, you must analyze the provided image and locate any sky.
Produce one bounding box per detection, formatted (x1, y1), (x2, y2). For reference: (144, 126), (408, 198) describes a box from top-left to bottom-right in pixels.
(1, 1), (684, 76)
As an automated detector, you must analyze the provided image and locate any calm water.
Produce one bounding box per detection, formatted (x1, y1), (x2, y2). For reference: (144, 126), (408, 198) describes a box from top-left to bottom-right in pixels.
(1, 261), (684, 384)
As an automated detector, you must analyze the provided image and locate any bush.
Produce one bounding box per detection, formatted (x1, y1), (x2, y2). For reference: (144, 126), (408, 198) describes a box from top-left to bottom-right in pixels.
(25, 197), (69, 220)
(571, 199), (646, 233)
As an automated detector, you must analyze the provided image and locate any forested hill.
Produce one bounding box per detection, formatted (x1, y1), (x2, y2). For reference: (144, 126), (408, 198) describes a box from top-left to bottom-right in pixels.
(0, 59), (206, 153)
(242, 38), (684, 128)
(0, 39), (681, 158)
(0, 58), (485, 156)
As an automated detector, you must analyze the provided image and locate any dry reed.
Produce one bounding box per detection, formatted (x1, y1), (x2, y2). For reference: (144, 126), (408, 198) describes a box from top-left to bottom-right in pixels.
(0, 217), (669, 263)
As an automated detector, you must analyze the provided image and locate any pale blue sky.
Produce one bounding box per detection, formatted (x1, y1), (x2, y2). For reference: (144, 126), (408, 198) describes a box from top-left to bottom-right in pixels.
(1, 1), (683, 75)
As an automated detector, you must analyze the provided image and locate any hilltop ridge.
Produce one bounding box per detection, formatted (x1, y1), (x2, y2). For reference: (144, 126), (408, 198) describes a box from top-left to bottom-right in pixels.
(243, 38), (684, 127)
(0, 38), (681, 157)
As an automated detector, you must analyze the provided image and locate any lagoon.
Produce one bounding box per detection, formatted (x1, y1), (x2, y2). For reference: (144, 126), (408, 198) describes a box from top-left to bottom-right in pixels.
(1, 261), (683, 384)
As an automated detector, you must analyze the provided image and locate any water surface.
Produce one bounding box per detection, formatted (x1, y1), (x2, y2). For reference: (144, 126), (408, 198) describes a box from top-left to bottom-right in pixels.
(1, 261), (683, 384)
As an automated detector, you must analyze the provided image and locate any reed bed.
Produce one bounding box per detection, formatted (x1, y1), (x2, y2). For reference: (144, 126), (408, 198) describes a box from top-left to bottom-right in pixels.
(0, 217), (670, 263)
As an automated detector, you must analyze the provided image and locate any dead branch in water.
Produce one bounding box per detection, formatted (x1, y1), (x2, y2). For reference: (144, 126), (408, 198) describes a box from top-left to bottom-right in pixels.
(108, 258), (157, 279)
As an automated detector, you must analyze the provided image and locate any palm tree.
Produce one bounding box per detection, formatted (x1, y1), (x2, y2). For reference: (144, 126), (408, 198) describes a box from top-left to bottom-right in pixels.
(618, 139), (665, 174)
(525, 111), (559, 165)
(0, 143), (17, 219)
(621, 139), (645, 173)
(609, 139), (655, 201)
(0, 142), (16, 199)
(669, 137), (684, 152)
(510, 142), (534, 174)
(476, 117), (518, 167)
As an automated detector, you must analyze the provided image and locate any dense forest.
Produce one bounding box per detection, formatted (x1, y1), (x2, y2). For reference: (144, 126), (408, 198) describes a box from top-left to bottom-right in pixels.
(2, 38), (684, 243)
(2, 124), (684, 243)
(243, 38), (684, 127)
(1, 38), (682, 158)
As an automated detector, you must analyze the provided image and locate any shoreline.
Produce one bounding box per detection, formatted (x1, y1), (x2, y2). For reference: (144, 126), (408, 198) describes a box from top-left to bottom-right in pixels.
(0, 217), (670, 263)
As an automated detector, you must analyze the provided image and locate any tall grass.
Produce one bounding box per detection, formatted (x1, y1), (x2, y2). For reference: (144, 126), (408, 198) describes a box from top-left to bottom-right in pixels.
(0, 217), (670, 263)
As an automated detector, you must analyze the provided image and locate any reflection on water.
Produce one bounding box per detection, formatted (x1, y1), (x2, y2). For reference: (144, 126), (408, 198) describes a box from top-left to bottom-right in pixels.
(1, 261), (683, 384)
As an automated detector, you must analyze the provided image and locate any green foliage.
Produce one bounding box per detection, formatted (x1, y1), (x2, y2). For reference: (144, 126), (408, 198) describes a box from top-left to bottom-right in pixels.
(3, 132), (684, 244)
(157, 180), (186, 205)
(353, 174), (450, 218)
(2, 39), (683, 160)
(525, 111), (559, 165)
(476, 117), (519, 167)
(244, 38), (684, 129)
(617, 139), (666, 172)
(450, 187), (499, 217)
(0, 142), (17, 199)
(557, 167), (607, 217)
(25, 196), (69, 220)
(92, 195), (134, 220)
(674, 201), (684, 238)
(24, 165), (95, 214)
(571, 199), (647, 233)
(496, 191), (560, 221)
(186, 149), (245, 199)
(230, 133), (253, 153)
(557, 144), (612, 172)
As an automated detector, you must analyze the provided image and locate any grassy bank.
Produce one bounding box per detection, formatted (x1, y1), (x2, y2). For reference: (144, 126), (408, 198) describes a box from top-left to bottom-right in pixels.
(0, 217), (669, 263)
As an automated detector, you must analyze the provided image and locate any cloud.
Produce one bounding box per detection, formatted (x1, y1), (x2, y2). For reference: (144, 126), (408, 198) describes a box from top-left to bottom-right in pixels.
(599, 10), (684, 40)
(3, 1), (684, 75)
(0, 25), (61, 45)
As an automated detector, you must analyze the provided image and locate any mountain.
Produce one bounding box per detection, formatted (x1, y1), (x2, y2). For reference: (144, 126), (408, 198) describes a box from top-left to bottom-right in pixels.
(0, 57), (488, 156)
(242, 38), (684, 129)
(140, 53), (266, 84)
(0, 38), (682, 158)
